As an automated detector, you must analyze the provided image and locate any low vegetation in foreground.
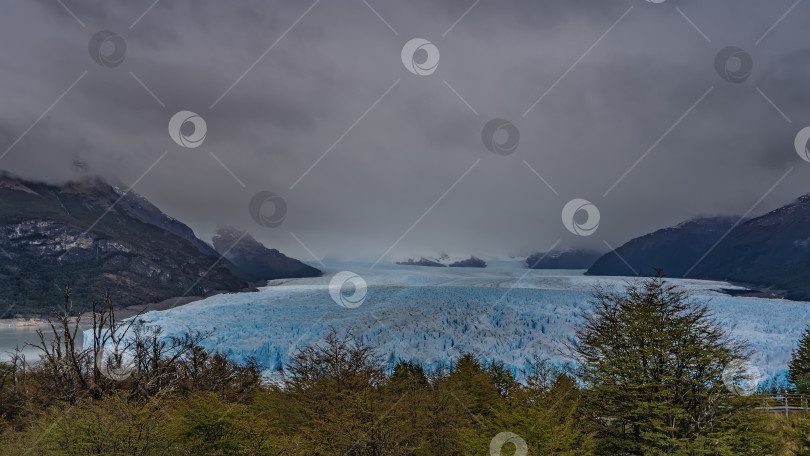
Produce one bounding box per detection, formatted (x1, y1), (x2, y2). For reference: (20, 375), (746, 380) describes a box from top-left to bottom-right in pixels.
(2, 276), (810, 455)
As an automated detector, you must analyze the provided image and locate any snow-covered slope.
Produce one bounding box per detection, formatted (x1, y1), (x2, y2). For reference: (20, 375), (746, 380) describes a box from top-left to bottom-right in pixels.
(106, 262), (810, 381)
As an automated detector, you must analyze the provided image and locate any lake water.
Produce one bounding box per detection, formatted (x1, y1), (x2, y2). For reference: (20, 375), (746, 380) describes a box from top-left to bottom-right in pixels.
(0, 323), (89, 362)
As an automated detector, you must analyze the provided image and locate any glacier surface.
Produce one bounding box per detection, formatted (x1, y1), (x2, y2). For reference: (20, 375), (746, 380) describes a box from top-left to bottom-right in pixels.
(101, 261), (810, 381)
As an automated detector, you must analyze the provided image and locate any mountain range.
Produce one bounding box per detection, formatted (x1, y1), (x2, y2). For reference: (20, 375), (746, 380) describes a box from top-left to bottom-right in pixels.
(6, 170), (810, 316)
(396, 255), (487, 268)
(211, 227), (320, 280)
(0, 174), (320, 316)
(526, 249), (603, 270)
(588, 195), (810, 300)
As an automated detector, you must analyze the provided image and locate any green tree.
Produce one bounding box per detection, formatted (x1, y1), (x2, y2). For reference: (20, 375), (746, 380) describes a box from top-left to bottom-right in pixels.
(787, 328), (810, 455)
(574, 274), (777, 455)
(389, 360), (429, 392)
(10, 393), (174, 456)
(790, 326), (810, 393)
(281, 332), (408, 455)
(487, 360), (516, 398)
(494, 357), (595, 455)
(792, 417), (810, 456)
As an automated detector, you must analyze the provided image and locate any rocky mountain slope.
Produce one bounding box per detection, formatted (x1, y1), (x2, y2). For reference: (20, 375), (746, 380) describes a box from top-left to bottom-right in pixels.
(588, 196), (810, 300)
(587, 217), (738, 277)
(211, 227), (321, 281)
(396, 254), (488, 268)
(448, 256), (486, 268)
(526, 249), (603, 270)
(0, 174), (319, 316)
(396, 258), (446, 267)
(686, 196), (810, 299)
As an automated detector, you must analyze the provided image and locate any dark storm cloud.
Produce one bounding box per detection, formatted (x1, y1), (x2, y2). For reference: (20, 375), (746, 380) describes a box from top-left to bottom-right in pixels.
(2, 0), (810, 262)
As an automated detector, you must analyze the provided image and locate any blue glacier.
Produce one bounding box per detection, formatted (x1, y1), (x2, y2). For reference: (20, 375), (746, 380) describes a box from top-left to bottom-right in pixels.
(87, 260), (810, 382)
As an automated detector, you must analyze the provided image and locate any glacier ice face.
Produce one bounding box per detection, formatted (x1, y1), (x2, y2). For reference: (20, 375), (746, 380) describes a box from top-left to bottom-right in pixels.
(117, 262), (810, 381)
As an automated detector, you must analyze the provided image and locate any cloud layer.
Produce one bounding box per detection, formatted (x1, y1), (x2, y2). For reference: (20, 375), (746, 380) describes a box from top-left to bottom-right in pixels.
(1, 0), (810, 262)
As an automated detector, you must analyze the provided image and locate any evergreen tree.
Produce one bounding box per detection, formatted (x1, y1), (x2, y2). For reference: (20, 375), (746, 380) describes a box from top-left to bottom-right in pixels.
(389, 360), (429, 391)
(794, 419), (810, 456)
(487, 360), (516, 398)
(789, 326), (810, 393)
(496, 357), (595, 455)
(574, 274), (777, 455)
(788, 328), (810, 456)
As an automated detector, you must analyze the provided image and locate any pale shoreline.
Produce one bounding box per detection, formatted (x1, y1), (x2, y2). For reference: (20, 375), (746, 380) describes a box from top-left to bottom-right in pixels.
(0, 293), (215, 329)
(0, 315), (87, 329)
(0, 318), (53, 328)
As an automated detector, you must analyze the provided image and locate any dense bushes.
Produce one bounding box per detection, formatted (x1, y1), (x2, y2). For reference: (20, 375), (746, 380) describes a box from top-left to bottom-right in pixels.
(1, 277), (809, 455)
(0, 334), (589, 455)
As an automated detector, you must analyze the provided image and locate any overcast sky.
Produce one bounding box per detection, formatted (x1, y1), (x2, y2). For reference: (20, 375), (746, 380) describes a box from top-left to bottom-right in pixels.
(1, 0), (810, 262)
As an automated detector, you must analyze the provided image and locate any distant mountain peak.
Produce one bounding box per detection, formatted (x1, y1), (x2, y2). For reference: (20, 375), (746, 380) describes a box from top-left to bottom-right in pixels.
(795, 194), (810, 204)
(212, 226), (321, 281)
(449, 256), (486, 268)
(395, 254), (488, 268)
(673, 215), (739, 229)
(526, 249), (602, 270)
(0, 173), (248, 315)
(212, 226), (281, 256)
(588, 192), (810, 300)
(396, 257), (446, 267)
